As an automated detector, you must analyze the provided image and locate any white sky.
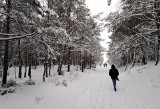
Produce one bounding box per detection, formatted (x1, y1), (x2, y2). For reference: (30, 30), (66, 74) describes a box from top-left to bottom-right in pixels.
(85, 0), (121, 50)
(85, 0), (121, 63)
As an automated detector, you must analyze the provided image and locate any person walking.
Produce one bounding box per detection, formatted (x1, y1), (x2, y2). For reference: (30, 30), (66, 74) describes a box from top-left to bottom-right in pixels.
(103, 63), (106, 67)
(109, 64), (119, 91)
(105, 63), (107, 67)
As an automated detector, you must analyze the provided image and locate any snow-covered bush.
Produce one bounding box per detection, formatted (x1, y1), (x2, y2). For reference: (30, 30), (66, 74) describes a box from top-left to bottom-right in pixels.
(7, 78), (17, 87)
(54, 81), (60, 86)
(85, 65), (90, 69)
(51, 75), (67, 86)
(0, 88), (15, 95)
(62, 79), (67, 87)
(7, 88), (15, 93)
(24, 79), (35, 85)
(0, 89), (7, 95)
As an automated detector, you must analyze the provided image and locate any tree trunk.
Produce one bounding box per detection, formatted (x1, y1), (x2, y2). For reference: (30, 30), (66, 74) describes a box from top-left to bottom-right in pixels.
(141, 52), (147, 65)
(2, 0), (11, 87)
(140, 44), (147, 65)
(67, 46), (71, 72)
(18, 39), (22, 78)
(125, 51), (129, 70)
(155, 44), (159, 65)
(89, 54), (92, 69)
(131, 47), (136, 68)
(18, 65), (22, 78)
(58, 59), (63, 75)
(2, 41), (9, 86)
(28, 44), (32, 78)
(46, 62), (48, 77)
(52, 59), (55, 65)
(24, 65), (27, 78)
(75, 52), (79, 71)
(43, 63), (46, 82)
(28, 64), (31, 78)
(57, 55), (63, 75)
(81, 60), (84, 72)
(14, 66), (16, 79)
(66, 1), (72, 72)
(49, 60), (51, 76)
(83, 51), (86, 69)
(72, 50), (75, 65)
(24, 45), (28, 78)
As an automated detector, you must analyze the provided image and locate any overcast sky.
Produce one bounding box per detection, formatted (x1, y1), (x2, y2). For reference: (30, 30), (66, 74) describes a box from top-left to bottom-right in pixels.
(85, 0), (121, 62)
(85, 0), (121, 50)
(86, 0), (121, 16)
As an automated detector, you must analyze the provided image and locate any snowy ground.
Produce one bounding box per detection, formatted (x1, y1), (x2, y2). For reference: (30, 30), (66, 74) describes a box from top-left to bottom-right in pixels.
(0, 62), (160, 109)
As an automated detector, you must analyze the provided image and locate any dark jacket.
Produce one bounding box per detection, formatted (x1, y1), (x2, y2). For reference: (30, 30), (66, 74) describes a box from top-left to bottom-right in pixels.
(109, 67), (119, 79)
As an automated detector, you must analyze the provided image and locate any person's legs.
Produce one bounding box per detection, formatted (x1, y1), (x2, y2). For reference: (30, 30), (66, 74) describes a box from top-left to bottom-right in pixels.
(112, 79), (117, 91)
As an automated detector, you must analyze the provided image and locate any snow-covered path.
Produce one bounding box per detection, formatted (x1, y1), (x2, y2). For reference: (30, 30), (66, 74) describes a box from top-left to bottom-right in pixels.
(70, 67), (150, 109)
(1, 65), (160, 109)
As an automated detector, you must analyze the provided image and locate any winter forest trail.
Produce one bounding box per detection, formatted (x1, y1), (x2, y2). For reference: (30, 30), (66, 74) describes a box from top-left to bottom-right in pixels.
(1, 65), (158, 109)
(71, 66), (150, 109)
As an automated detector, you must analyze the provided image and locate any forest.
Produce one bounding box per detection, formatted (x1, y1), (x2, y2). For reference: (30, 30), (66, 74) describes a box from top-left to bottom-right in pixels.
(1, 1), (160, 109)
(0, 0), (104, 87)
(1, 0), (160, 87)
(106, 0), (160, 69)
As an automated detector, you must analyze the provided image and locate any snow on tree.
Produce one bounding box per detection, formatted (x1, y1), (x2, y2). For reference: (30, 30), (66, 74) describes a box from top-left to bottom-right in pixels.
(105, 0), (160, 68)
(0, 0), (104, 85)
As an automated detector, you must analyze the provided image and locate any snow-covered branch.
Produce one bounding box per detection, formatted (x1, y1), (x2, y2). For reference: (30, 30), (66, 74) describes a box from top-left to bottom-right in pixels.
(0, 33), (20, 36)
(0, 32), (36, 41)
